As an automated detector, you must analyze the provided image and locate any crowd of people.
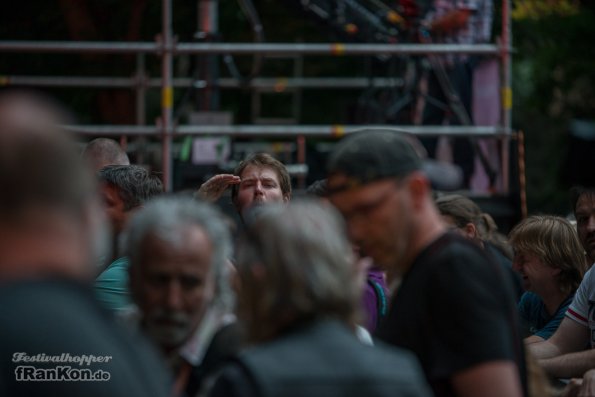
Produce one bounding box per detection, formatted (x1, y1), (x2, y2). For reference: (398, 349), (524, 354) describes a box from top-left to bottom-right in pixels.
(1, 85), (595, 397)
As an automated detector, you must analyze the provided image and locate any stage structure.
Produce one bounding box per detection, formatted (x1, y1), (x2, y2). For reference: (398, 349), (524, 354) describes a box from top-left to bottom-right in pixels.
(0, 0), (514, 207)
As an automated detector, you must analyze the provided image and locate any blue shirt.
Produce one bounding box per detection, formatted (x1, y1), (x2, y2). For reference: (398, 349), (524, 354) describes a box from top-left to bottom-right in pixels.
(518, 291), (573, 340)
(95, 256), (132, 312)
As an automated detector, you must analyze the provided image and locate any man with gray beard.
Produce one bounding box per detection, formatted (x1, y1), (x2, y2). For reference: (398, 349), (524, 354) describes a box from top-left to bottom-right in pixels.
(124, 196), (240, 397)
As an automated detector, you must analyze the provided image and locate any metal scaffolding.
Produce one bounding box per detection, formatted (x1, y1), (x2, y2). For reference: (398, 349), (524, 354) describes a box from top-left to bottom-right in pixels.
(0, 41), (502, 55)
(2, 76), (407, 89)
(64, 124), (508, 137)
(0, 0), (513, 193)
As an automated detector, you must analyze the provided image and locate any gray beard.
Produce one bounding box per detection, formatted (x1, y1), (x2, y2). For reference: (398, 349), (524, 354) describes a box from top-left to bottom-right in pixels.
(144, 310), (194, 349)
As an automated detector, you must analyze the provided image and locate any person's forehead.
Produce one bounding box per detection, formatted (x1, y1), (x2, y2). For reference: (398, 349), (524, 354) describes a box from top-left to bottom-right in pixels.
(519, 251), (541, 262)
(576, 193), (595, 213)
(328, 177), (395, 207)
(240, 165), (280, 181)
(327, 173), (351, 190)
(141, 226), (213, 268)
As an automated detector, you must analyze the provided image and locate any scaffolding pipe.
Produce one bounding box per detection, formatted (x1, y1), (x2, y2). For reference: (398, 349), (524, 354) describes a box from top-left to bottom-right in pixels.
(174, 43), (502, 56)
(135, 54), (147, 164)
(2, 76), (139, 88)
(0, 41), (157, 53)
(135, 55), (147, 125)
(197, 0), (220, 110)
(501, 0), (513, 194)
(0, 41), (502, 56)
(64, 124), (510, 137)
(2, 75), (406, 89)
(161, 0), (174, 191)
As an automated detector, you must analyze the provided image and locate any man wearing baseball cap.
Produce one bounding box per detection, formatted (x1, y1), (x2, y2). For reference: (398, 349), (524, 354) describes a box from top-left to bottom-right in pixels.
(327, 129), (526, 397)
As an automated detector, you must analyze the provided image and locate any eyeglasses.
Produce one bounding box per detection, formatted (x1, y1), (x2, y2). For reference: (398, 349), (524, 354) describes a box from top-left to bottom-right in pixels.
(341, 184), (399, 224)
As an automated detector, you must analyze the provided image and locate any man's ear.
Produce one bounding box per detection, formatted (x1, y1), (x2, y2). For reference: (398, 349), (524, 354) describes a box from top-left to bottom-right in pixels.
(407, 171), (431, 208)
(282, 193), (291, 203)
(463, 222), (478, 240)
(102, 183), (122, 210)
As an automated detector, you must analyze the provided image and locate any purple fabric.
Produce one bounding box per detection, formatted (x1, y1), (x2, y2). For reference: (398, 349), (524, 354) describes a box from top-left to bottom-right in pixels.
(362, 268), (389, 333)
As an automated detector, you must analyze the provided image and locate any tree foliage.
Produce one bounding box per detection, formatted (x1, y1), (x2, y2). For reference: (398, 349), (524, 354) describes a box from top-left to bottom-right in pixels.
(512, 0), (580, 20)
(512, 2), (595, 214)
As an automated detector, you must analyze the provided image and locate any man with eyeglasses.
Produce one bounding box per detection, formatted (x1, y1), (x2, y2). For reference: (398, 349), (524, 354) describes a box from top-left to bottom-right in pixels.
(326, 130), (526, 397)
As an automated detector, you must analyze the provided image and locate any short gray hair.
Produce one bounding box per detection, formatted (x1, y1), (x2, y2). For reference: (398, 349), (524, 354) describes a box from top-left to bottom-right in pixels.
(124, 195), (234, 311)
(237, 199), (359, 342)
(98, 165), (164, 211)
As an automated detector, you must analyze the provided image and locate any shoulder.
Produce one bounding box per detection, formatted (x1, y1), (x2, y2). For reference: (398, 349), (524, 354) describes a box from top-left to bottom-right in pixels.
(425, 232), (485, 258)
(519, 292), (542, 306)
(518, 292), (544, 319)
(401, 233), (499, 301)
(97, 257), (130, 279)
(234, 323), (431, 393)
(558, 294), (575, 313)
(202, 322), (243, 367)
(416, 233), (491, 276)
(106, 256), (130, 272)
(210, 362), (259, 397)
(0, 280), (170, 397)
(241, 321), (353, 360)
(583, 267), (595, 287)
(574, 267), (595, 299)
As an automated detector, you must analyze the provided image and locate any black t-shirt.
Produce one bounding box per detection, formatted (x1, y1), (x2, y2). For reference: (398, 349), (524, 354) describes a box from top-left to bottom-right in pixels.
(376, 232), (526, 397)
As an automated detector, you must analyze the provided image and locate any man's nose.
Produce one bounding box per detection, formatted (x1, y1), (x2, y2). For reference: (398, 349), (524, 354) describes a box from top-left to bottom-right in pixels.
(587, 215), (595, 232)
(346, 215), (366, 244)
(254, 181), (264, 195)
(164, 281), (183, 310)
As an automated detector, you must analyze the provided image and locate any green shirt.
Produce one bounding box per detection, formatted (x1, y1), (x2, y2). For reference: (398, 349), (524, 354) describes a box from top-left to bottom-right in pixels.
(95, 256), (132, 312)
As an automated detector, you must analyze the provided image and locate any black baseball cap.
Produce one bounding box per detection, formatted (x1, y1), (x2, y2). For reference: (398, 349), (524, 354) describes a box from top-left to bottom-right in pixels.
(327, 129), (462, 193)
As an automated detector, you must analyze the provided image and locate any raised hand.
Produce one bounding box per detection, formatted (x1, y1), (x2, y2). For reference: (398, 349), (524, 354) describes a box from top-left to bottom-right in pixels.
(195, 174), (241, 202)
